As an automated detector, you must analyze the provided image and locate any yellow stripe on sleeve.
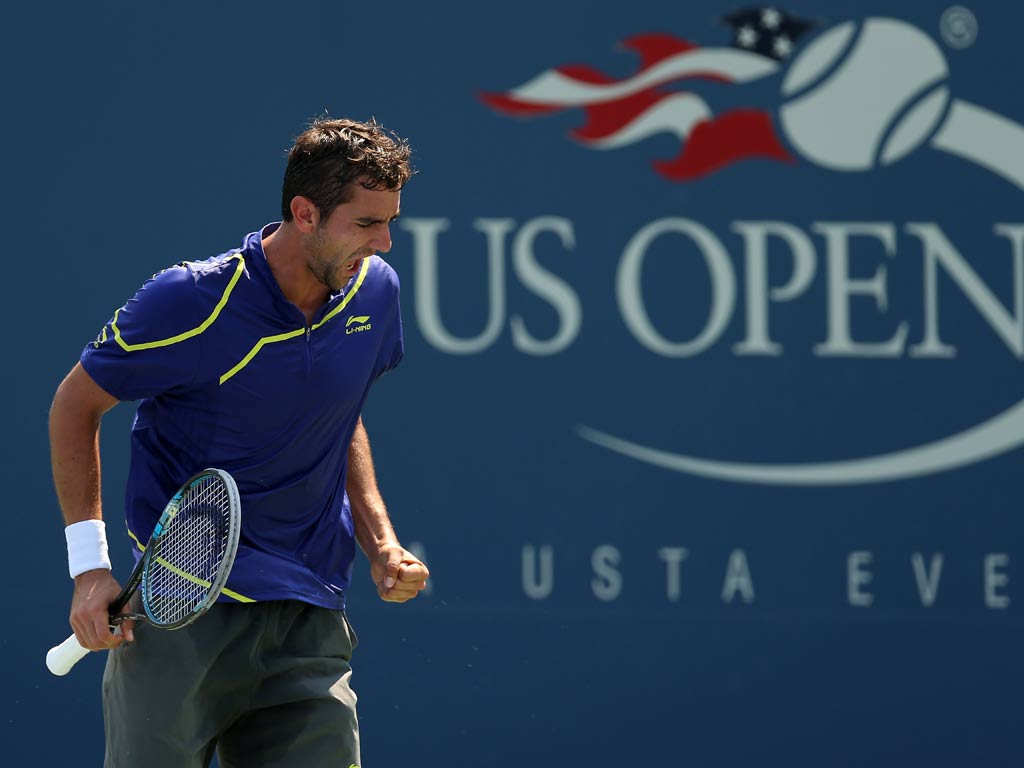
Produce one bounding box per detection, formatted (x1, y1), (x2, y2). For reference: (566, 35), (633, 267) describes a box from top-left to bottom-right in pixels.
(112, 254), (246, 351)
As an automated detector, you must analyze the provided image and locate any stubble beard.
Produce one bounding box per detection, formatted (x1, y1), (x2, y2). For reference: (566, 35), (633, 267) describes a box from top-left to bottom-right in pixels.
(307, 227), (348, 293)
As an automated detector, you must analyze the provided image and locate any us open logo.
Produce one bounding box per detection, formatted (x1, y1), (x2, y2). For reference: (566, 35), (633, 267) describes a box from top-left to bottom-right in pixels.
(467, 9), (1024, 487)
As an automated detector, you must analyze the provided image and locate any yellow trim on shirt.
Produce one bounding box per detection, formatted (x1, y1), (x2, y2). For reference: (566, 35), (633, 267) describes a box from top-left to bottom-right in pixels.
(127, 525), (254, 603)
(218, 327), (307, 384)
(312, 257), (371, 329)
(112, 254), (246, 351)
(218, 257), (371, 385)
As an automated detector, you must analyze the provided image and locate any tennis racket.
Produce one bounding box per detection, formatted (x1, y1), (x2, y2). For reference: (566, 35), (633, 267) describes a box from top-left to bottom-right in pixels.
(46, 468), (241, 676)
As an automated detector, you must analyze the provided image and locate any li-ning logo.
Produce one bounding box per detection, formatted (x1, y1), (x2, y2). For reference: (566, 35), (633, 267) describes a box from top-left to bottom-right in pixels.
(92, 324), (108, 348)
(345, 315), (372, 335)
(482, 8), (1024, 486)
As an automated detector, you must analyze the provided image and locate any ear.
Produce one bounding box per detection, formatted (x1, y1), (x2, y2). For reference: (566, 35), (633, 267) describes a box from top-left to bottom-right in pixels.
(289, 196), (320, 232)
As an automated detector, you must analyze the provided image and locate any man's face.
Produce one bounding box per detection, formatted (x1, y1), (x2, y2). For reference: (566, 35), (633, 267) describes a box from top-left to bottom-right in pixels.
(305, 185), (401, 292)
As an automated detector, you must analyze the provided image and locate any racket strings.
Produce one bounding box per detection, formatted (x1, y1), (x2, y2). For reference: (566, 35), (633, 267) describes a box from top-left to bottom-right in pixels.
(144, 476), (232, 626)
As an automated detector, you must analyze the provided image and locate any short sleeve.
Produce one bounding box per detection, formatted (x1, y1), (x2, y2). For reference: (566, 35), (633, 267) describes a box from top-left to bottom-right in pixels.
(81, 264), (207, 401)
(374, 265), (405, 378)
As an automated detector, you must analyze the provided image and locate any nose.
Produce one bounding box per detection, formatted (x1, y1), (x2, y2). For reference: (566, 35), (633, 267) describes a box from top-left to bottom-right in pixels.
(372, 224), (392, 254)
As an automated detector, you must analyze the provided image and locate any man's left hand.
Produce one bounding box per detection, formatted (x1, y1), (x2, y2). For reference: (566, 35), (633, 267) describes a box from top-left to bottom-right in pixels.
(372, 545), (429, 603)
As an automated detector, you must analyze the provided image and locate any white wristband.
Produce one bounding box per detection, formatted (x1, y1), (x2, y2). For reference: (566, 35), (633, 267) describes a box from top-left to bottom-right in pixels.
(65, 519), (112, 579)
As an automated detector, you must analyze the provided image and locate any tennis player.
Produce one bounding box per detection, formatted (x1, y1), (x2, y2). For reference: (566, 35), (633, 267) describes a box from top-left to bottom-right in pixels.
(49, 116), (429, 767)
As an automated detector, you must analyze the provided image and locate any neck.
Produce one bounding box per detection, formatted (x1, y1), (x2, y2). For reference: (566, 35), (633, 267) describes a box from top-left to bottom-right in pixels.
(262, 222), (329, 321)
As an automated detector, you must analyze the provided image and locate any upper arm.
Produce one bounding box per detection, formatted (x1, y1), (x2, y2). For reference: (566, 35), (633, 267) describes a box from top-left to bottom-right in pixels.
(49, 363), (120, 525)
(52, 362), (120, 423)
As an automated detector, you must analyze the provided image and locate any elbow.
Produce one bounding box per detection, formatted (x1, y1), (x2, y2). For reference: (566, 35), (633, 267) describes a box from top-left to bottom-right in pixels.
(50, 364), (118, 432)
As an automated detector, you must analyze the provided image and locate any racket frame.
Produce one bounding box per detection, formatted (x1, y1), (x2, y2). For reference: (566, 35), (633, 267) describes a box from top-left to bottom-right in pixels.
(114, 468), (241, 630)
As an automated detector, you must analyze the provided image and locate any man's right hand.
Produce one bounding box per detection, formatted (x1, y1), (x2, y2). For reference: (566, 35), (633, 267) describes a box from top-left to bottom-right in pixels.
(69, 569), (133, 650)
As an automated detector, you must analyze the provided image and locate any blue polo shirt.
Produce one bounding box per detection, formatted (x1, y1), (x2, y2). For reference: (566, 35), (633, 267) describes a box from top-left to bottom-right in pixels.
(80, 223), (404, 609)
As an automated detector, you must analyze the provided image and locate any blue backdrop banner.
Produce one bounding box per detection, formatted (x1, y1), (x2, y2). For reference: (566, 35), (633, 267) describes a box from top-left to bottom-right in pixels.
(4, 1), (1021, 766)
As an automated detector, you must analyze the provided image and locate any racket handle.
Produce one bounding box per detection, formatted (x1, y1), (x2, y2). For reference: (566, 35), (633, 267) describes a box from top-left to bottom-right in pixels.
(46, 633), (90, 676)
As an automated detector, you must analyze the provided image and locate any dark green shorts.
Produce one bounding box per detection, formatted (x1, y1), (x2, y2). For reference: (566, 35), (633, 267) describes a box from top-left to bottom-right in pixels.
(102, 600), (360, 768)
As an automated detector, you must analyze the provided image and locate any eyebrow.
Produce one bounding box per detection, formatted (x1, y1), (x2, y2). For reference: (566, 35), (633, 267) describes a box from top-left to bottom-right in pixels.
(356, 212), (401, 225)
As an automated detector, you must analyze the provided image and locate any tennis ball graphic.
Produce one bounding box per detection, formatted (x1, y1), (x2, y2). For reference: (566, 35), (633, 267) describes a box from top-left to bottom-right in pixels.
(779, 18), (951, 170)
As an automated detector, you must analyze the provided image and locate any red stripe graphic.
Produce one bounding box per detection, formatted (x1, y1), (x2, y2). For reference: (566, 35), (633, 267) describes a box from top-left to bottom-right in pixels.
(654, 110), (794, 180)
(479, 30), (788, 181)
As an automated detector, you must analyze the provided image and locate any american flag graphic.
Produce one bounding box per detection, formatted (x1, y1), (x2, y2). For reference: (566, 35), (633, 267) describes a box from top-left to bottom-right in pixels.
(480, 7), (819, 181)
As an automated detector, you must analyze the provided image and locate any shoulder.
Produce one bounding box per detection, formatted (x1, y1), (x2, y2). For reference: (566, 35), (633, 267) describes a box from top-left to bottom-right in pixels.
(349, 256), (401, 314)
(364, 255), (400, 293)
(180, 250), (249, 290)
(146, 251), (246, 303)
(116, 251), (246, 339)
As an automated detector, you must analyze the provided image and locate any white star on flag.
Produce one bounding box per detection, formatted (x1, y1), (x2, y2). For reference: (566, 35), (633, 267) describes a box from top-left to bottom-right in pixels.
(773, 34), (793, 58)
(738, 25), (759, 48)
(761, 7), (782, 30)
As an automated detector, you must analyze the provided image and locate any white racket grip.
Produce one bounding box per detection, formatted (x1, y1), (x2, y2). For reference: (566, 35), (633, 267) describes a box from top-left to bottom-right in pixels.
(46, 633), (90, 676)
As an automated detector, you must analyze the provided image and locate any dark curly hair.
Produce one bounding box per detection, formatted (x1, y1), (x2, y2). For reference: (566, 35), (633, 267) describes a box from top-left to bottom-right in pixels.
(281, 116), (413, 222)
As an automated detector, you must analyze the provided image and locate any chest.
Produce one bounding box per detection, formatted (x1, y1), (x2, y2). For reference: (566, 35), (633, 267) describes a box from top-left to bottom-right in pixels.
(229, 317), (380, 392)
(208, 300), (391, 443)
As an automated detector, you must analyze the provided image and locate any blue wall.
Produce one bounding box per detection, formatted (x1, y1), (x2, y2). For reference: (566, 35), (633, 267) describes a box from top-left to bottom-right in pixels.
(5, 1), (1022, 765)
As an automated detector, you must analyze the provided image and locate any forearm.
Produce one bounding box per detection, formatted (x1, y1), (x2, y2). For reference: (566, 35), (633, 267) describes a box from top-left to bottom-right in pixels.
(51, 364), (134, 648)
(347, 417), (399, 558)
(347, 417), (429, 602)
